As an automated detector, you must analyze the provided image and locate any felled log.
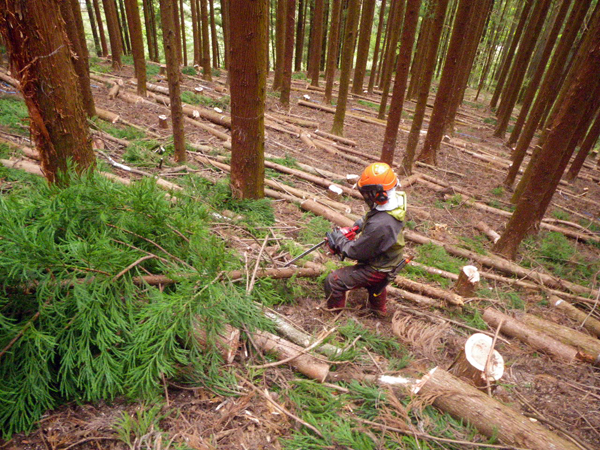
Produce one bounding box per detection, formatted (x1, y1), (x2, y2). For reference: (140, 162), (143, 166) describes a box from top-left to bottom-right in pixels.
(108, 80), (123, 99)
(297, 100), (387, 127)
(314, 129), (357, 147)
(252, 330), (330, 382)
(452, 265), (480, 297)
(482, 308), (578, 363)
(475, 221), (500, 243)
(299, 131), (316, 149)
(521, 313), (600, 365)
(550, 296), (600, 337)
(392, 276), (464, 306)
(1, 158), (43, 176)
(448, 333), (504, 388)
(414, 368), (581, 450)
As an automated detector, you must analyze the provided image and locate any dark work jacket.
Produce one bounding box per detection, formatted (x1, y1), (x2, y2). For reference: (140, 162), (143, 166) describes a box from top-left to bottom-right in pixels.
(337, 207), (405, 272)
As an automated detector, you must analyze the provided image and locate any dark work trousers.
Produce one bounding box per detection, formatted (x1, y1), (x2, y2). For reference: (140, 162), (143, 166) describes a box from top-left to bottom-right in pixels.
(324, 264), (390, 312)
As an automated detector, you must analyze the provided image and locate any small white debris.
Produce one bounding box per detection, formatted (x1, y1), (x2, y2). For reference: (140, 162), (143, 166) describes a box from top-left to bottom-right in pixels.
(214, 107), (223, 113)
(303, 94), (311, 100)
(192, 109), (200, 118)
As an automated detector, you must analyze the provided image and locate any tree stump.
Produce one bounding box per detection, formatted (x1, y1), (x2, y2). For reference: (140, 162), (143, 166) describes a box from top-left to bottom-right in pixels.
(453, 265), (480, 297)
(159, 64), (167, 75)
(327, 184), (343, 200)
(449, 333), (504, 388)
(158, 114), (169, 129)
(191, 322), (240, 364)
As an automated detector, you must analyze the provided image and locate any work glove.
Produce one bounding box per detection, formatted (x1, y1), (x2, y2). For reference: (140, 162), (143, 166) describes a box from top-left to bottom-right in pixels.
(353, 218), (364, 233)
(326, 228), (348, 255)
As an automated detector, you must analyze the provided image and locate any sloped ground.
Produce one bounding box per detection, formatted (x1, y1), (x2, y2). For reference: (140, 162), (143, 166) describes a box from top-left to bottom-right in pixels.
(1, 59), (599, 449)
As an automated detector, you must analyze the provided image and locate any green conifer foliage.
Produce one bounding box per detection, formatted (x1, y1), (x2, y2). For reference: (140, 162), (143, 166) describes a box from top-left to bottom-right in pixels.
(0, 173), (269, 437)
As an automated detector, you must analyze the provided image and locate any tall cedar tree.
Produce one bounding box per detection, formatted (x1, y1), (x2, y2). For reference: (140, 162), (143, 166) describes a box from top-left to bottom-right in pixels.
(180, 0), (188, 66)
(0, 0), (95, 184)
(172, 0), (183, 64)
(159, 0), (186, 162)
(85, 0), (102, 56)
(200, 0), (213, 80)
(324, 0), (342, 104)
(272, 0), (287, 90)
(294, 0), (306, 71)
(494, 0), (553, 138)
(352, 0), (377, 94)
(142, 0), (159, 61)
(416, 0), (476, 165)
(505, 0), (592, 187)
(493, 21), (600, 260)
(60, 0), (96, 117)
(566, 109), (600, 181)
(507, 0), (573, 147)
(406, 0), (432, 100)
(402, 0), (449, 175)
(117, 0), (131, 55)
(124, 0), (147, 96)
(280, 0), (296, 106)
(221, 0), (231, 71)
(190, 0), (201, 65)
(381, 0), (421, 165)
(209, 0), (219, 67)
(331, 0), (360, 135)
(229, 0), (268, 199)
(490, 0), (532, 109)
(93, 0), (109, 57)
(308, 0), (325, 86)
(102, 0), (123, 69)
(367, 0), (387, 94)
(377, 0), (404, 120)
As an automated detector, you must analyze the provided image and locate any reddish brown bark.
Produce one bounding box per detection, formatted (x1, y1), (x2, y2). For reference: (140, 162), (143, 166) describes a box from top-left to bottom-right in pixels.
(93, 0), (109, 57)
(158, 0), (186, 162)
(124, 0), (147, 96)
(324, 0), (342, 104)
(367, 0), (387, 94)
(566, 109), (600, 181)
(229, 0), (268, 199)
(280, 0), (296, 106)
(494, 21), (600, 260)
(102, 0), (123, 69)
(200, 0), (212, 80)
(0, 0), (95, 184)
(380, 0), (421, 165)
(272, 0), (287, 90)
(352, 0), (377, 94)
(309, 0), (325, 86)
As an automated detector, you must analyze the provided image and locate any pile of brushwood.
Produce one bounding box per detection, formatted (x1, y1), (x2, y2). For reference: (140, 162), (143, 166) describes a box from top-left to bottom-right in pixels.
(0, 171), (279, 437)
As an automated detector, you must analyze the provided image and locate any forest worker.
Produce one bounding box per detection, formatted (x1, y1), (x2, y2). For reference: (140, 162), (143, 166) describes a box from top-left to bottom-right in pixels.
(324, 162), (407, 318)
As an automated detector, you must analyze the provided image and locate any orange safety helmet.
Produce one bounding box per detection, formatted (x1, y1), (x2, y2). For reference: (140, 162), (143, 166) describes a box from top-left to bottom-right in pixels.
(357, 162), (398, 208)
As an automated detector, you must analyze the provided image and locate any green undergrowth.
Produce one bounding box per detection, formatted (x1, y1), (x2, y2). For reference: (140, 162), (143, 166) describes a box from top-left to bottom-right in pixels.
(90, 116), (146, 141)
(280, 379), (495, 449)
(522, 231), (600, 287)
(403, 243), (466, 288)
(0, 96), (29, 134)
(0, 172), (278, 438)
(180, 90), (230, 111)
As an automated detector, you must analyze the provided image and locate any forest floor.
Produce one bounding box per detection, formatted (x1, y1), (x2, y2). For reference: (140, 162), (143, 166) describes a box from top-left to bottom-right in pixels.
(1, 59), (600, 450)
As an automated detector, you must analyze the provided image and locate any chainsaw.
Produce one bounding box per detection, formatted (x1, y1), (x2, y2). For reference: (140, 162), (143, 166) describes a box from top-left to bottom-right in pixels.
(283, 225), (359, 267)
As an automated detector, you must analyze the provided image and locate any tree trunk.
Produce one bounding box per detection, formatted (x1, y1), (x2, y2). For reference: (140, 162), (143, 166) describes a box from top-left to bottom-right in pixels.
(0, 0), (95, 185)
(61, 0), (97, 117)
(308, 0), (325, 87)
(84, 0), (102, 56)
(93, 0), (109, 57)
(351, 0), (376, 94)
(280, 0), (296, 106)
(158, 0), (186, 162)
(229, 0), (267, 199)
(171, 0), (183, 64)
(117, 0), (131, 55)
(416, 0), (473, 165)
(209, 0), (219, 67)
(494, 0), (553, 139)
(448, 333), (504, 388)
(102, 0), (123, 69)
(124, 0), (147, 96)
(453, 265), (480, 297)
(190, 0), (201, 65)
(272, 0), (287, 90)
(415, 368), (581, 450)
(504, 0), (592, 187)
(376, 0), (404, 120)
(506, 0), (572, 147)
(380, 0), (421, 164)
(221, 0), (231, 71)
(142, 0), (158, 61)
(179, 0), (188, 66)
(294, 0), (306, 72)
(402, 0), (449, 175)
(324, 0), (342, 104)
(200, 0), (212, 80)
(566, 108), (600, 182)
(489, 0), (532, 109)
(367, 0), (387, 94)
(406, 0), (432, 100)
(330, 0), (360, 136)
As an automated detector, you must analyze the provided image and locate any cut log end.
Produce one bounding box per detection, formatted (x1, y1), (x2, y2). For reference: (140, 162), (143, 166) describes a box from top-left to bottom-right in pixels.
(453, 265), (480, 297)
(449, 333), (504, 387)
(158, 114), (169, 129)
